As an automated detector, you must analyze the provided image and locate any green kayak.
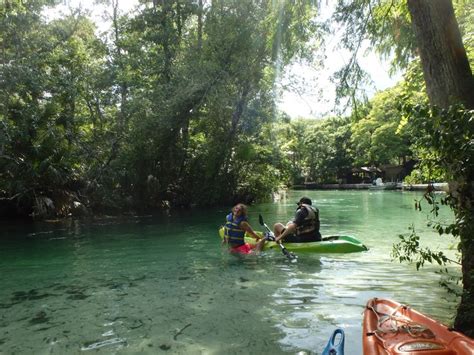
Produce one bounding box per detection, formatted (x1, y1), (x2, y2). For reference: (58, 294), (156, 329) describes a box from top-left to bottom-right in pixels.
(218, 227), (368, 253)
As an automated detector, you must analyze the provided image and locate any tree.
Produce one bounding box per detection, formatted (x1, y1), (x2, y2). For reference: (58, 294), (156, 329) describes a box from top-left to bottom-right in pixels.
(95, 0), (320, 208)
(0, 2), (108, 217)
(333, 0), (474, 336)
(303, 118), (353, 183)
(407, 0), (474, 109)
(406, 0), (474, 336)
(350, 88), (412, 167)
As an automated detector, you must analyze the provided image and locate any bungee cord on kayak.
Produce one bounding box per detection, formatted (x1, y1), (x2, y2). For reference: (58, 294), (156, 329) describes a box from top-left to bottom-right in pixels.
(363, 298), (474, 354)
(368, 302), (435, 339)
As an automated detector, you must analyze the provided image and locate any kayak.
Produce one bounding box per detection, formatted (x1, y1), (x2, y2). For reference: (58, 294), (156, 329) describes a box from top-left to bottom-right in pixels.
(363, 297), (474, 355)
(218, 227), (368, 253)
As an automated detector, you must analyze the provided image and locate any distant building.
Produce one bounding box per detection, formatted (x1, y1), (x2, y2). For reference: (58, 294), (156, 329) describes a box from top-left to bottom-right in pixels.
(349, 161), (416, 184)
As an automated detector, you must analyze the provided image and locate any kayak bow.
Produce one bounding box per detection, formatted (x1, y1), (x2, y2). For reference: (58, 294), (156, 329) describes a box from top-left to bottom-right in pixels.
(363, 297), (474, 355)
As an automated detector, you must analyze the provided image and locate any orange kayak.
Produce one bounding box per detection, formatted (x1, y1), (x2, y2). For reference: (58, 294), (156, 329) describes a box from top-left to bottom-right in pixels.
(363, 298), (474, 355)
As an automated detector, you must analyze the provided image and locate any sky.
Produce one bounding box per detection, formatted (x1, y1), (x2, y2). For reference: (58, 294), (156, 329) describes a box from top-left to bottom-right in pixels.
(47, 0), (401, 119)
(276, 2), (402, 119)
(278, 46), (401, 119)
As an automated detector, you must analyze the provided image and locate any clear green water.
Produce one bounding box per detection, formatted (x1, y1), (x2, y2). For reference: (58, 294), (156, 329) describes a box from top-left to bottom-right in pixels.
(0, 190), (460, 354)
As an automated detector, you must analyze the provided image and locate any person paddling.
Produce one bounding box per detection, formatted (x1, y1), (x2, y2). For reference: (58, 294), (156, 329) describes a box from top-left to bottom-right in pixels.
(273, 196), (322, 243)
(223, 203), (266, 254)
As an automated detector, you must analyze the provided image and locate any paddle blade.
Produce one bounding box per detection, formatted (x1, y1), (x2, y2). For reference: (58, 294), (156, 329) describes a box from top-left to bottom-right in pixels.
(258, 214), (264, 226)
(322, 328), (345, 355)
(280, 244), (297, 262)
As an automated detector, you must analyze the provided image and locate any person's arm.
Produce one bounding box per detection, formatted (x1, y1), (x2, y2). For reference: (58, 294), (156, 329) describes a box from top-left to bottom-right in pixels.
(275, 208), (308, 242)
(240, 221), (262, 241)
(275, 222), (297, 242)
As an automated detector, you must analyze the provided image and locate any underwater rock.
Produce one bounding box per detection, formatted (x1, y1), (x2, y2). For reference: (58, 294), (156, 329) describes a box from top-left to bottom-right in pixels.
(52, 283), (69, 291)
(159, 344), (171, 350)
(29, 311), (49, 325)
(64, 286), (89, 300)
(132, 275), (146, 281)
(67, 293), (89, 300)
(129, 319), (143, 329)
(12, 289), (53, 302)
(106, 281), (136, 290)
(65, 286), (86, 294)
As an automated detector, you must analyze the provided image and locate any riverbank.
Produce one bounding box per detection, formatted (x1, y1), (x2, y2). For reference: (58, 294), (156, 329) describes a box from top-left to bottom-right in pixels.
(292, 182), (449, 192)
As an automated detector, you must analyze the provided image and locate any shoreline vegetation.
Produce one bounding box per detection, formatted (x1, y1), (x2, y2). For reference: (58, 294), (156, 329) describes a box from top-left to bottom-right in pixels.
(293, 182), (449, 192)
(0, 184), (445, 223)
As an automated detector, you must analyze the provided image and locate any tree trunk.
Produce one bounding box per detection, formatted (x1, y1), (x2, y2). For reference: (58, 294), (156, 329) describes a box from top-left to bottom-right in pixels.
(451, 179), (474, 337)
(155, 1), (172, 83)
(197, 0), (203, 50)
(219, 86), (250, 185)
(407, 0), (474, 336)
(407, 0), (474, 109)
(176, 0), (182, 39)
(112, 0), (128, 131)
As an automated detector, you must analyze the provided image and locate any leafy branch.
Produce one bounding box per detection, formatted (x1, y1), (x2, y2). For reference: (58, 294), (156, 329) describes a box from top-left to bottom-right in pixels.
(392, 225), (460, 271)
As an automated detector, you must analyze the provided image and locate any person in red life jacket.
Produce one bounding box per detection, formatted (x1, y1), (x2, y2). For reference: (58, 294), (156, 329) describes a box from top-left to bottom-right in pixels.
(273, 196), (322, 243)
(223, 203), (266, 254)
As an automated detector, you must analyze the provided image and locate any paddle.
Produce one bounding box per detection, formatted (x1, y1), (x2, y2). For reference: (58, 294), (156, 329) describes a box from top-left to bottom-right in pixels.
(258, 214), (297, 262)
(322, 328), (345, 355)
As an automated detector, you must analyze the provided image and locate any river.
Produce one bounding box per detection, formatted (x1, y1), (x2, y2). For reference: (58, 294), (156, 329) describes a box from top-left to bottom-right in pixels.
(0, 190), (460, 354)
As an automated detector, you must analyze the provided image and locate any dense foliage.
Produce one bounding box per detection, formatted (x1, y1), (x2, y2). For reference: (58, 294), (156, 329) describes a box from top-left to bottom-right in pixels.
(1, 1), (471, 214)
(1, 0), (321, 216)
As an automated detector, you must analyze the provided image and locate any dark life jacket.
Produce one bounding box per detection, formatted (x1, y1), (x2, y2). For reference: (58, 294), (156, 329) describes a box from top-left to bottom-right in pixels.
(296, 204), (320, 236)
(224, 213), (247, 246)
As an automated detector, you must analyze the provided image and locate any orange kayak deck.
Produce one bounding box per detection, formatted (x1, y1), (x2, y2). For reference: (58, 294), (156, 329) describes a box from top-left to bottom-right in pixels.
(363, 298), (474, 355)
